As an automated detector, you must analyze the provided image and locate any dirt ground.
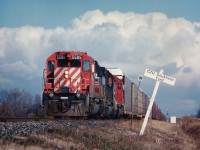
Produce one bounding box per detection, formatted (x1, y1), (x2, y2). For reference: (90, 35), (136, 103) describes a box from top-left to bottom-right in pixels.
(0, 118), (199, 150)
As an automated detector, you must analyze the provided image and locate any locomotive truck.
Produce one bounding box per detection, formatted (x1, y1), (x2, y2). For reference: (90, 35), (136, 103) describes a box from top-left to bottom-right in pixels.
(42, 51), (165, 120)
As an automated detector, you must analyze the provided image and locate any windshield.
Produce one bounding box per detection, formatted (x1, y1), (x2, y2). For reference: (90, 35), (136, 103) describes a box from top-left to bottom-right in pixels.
(57, 59), (81, 67)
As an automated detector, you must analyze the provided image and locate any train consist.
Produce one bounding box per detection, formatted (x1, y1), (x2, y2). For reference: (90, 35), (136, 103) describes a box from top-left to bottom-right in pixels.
(42, 51), (166, 120)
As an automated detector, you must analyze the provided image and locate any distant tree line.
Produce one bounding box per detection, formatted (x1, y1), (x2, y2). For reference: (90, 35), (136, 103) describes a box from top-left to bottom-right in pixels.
(197, 106), (200, 118)
(1, 88), (200, 119)
(0, 88), (43, 118)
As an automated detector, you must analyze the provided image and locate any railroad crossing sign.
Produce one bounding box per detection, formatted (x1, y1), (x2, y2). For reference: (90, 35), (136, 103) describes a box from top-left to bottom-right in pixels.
(144, 69), (176, 86)
(139, 69), (176, 136)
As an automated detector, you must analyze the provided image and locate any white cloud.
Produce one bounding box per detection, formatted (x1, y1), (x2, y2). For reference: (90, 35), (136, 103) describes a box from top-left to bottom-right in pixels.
(0, 10), (200, 88)
(71, 10), (200, 87)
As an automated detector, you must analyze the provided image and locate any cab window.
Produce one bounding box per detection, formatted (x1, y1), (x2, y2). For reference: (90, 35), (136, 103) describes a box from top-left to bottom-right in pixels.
(70, 60), (81, 67)
(48, 60), (54, 71)
(57, 59), (68, 67)
(83, 60), (90, 71)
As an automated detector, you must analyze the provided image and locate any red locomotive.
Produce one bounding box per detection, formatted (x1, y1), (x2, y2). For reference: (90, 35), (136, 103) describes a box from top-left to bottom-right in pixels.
(42, 51), (166, 120)
(43, 51), (114, 117)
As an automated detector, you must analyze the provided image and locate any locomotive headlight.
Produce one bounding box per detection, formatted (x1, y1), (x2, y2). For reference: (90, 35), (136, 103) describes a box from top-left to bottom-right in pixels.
(76, 90), (80, 98)
(65, 70), (69, 74)
(65, 70), (69, 78)
(65, 75), (68, 78)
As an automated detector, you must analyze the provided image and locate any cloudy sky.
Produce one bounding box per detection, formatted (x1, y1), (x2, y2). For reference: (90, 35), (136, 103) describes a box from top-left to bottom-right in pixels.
(0, 0), (200, 117)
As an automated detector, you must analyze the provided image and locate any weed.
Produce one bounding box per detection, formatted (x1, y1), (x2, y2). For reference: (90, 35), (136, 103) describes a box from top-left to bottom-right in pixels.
(180, 117), (200, 139)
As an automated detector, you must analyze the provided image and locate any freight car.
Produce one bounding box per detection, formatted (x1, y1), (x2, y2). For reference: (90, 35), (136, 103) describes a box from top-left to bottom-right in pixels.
(152, 102), (166, 120)
(108, 68), (150, 118)
(42, 51), (165, 120)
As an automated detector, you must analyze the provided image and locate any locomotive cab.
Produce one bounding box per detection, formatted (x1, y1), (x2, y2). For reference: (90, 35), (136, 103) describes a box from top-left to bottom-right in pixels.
(43, 51), (94, 116)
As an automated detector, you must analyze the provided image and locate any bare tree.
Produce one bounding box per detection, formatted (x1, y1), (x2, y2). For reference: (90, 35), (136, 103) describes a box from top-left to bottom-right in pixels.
(0, 88), (33, 117)
(21, 90), (33, 116)
(0, 89), (15, 117)
(35, 94), (41, 105)
(0, 100), (14, 117)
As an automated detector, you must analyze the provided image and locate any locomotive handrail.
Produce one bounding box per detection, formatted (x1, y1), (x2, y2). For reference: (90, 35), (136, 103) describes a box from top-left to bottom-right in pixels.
(43, 69), (46, 90)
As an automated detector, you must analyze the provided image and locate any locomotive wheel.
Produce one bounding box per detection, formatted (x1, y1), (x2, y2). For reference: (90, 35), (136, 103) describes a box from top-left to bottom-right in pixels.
(48, 101), (55, 116)
(85, 93), (90, 107)
(120, 106), (124, 118)
(83, 93), (90, 116)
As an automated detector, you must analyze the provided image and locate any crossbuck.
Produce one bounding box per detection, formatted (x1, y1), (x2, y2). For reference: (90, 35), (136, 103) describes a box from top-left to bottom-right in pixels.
(139, 69), (176, 136)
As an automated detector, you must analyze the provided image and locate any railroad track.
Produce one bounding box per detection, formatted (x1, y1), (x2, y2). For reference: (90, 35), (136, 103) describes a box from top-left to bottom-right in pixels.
(0, 117), (55, 122)
(0, 116), (89, 122)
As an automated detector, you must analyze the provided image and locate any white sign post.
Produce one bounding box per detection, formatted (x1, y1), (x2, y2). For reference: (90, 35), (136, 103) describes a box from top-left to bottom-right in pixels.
(139, 69), (176, 136)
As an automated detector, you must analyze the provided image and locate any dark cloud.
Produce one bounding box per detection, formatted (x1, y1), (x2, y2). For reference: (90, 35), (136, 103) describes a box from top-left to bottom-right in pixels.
(182, 67), (192, 73)
(194, 25), (200, 32)
(161, 62), (182, 75)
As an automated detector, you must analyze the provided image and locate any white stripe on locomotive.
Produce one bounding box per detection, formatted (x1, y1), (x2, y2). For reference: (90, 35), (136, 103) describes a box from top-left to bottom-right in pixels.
(54, 68), (66, 92)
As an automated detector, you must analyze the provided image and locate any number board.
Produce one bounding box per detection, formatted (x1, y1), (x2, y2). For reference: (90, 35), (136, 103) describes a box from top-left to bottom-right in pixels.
(72, 55), (82, 60)
(57, 55), (66, 59)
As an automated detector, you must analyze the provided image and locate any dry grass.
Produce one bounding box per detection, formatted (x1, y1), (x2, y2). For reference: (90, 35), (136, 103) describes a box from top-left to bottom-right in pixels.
(180, 117), (200, 149)
(1, 118), (200, 150)
(46, 125), (141, 150)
